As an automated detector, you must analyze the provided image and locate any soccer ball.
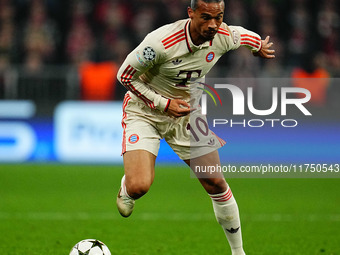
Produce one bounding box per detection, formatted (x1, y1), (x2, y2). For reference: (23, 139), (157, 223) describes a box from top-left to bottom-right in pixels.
(69, 239), (111, 255)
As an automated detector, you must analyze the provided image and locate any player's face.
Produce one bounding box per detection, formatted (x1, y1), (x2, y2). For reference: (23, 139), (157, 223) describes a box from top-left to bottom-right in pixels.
(188, 0), (224, 45)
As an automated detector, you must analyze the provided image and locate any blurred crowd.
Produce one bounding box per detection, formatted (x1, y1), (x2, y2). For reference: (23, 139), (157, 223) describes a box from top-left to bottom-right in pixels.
(0, 0), (339, 100)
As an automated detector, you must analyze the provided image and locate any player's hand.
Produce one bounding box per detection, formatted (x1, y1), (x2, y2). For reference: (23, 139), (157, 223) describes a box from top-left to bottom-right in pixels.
(166, 99), (192, 117)
(253, 36), (275, 59)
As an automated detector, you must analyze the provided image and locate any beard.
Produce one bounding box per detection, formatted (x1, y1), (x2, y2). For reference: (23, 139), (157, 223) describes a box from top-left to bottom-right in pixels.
(202, 29), (217, 41)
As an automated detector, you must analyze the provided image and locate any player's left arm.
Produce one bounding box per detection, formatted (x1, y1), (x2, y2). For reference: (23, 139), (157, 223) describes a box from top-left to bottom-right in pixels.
(252, 35), (275, 59)
(224, 25), (275, 59)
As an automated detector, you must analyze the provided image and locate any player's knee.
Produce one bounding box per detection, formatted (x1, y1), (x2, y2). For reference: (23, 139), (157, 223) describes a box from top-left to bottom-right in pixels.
(126, 179), (151, 199)
(203, 178), (228, 194)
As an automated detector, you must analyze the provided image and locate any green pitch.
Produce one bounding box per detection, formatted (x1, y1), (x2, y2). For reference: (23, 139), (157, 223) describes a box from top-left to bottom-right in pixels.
(0, 164), (339, 255)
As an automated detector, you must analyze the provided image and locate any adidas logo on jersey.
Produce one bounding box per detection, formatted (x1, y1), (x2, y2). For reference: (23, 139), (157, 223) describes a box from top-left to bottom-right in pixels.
(208, 138), (215, 145)
(172, 59), (182, 65)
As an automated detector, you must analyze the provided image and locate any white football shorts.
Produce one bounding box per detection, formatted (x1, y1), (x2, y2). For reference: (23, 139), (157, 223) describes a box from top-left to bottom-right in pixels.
(121, 93), (226, 160)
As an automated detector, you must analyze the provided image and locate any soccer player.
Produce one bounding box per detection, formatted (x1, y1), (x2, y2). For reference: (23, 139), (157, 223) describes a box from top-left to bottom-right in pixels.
(116, 0), (275, 254)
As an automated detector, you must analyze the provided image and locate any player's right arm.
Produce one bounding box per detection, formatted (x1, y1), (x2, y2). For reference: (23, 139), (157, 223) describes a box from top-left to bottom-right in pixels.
(166, 99), (191, 117)
(117, 36), (171, 112)
(117, 34), (192, 117)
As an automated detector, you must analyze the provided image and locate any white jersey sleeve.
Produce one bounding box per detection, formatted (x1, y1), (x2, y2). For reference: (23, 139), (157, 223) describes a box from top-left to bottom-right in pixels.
(218, 24), (262, 53)
(117, 32), (170, 112)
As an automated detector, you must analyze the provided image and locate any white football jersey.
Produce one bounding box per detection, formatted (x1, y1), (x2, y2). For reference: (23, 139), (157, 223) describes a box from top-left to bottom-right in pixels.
(117, 18), (262, 111)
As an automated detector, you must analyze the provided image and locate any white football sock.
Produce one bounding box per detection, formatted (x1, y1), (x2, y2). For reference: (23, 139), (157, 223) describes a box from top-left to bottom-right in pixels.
(120, 175), (133, 199)
(209, 187), (245, 255)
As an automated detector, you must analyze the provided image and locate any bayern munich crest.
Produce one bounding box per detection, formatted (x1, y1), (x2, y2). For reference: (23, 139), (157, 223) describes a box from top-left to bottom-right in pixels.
(143, 46), (156, 61)
(128, 134), (139, 144)
(206, 52), (215, 62)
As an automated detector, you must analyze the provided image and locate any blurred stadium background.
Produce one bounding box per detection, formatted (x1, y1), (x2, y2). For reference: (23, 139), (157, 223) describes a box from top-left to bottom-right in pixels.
(0, 0), (339, 164)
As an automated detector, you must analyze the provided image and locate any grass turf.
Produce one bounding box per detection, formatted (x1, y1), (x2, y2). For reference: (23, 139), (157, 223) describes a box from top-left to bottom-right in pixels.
(0, 164), (339, 254)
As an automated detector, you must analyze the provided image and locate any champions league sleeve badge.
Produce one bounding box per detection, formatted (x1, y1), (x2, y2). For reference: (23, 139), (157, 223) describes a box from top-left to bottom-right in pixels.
(143, 46), (156, 61)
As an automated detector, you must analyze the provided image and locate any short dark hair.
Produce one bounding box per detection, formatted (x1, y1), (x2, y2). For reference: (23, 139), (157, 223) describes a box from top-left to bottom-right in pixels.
(190, 0), (224, 10)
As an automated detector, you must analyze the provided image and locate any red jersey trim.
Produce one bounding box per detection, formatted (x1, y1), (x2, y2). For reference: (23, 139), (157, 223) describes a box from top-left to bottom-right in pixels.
(217, 31), (230, 36)
(164, 36), (186, 49)
(162, 29), (184, 44)
(241, 37), (261, 45)
(241, 38), (261, 46)
(241, 34), (261, 41)
(162, 30), (186, 49)
(121, 93), (131, 155)
(184, 20), (193, 53)
(218, 27), (230, 35)
(211, 131), (226, 147)
(120, 65), (155, 108)
(164, 99), (171, 112)
(210, 188), (233, 202)
(240, 34), (261, 50)
(240, 41), (260, 49)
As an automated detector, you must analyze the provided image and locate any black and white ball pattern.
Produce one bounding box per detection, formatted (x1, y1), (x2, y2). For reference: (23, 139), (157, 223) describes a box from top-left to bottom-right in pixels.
(69, 239), (111, 255)
(143, 46), (156, 61)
